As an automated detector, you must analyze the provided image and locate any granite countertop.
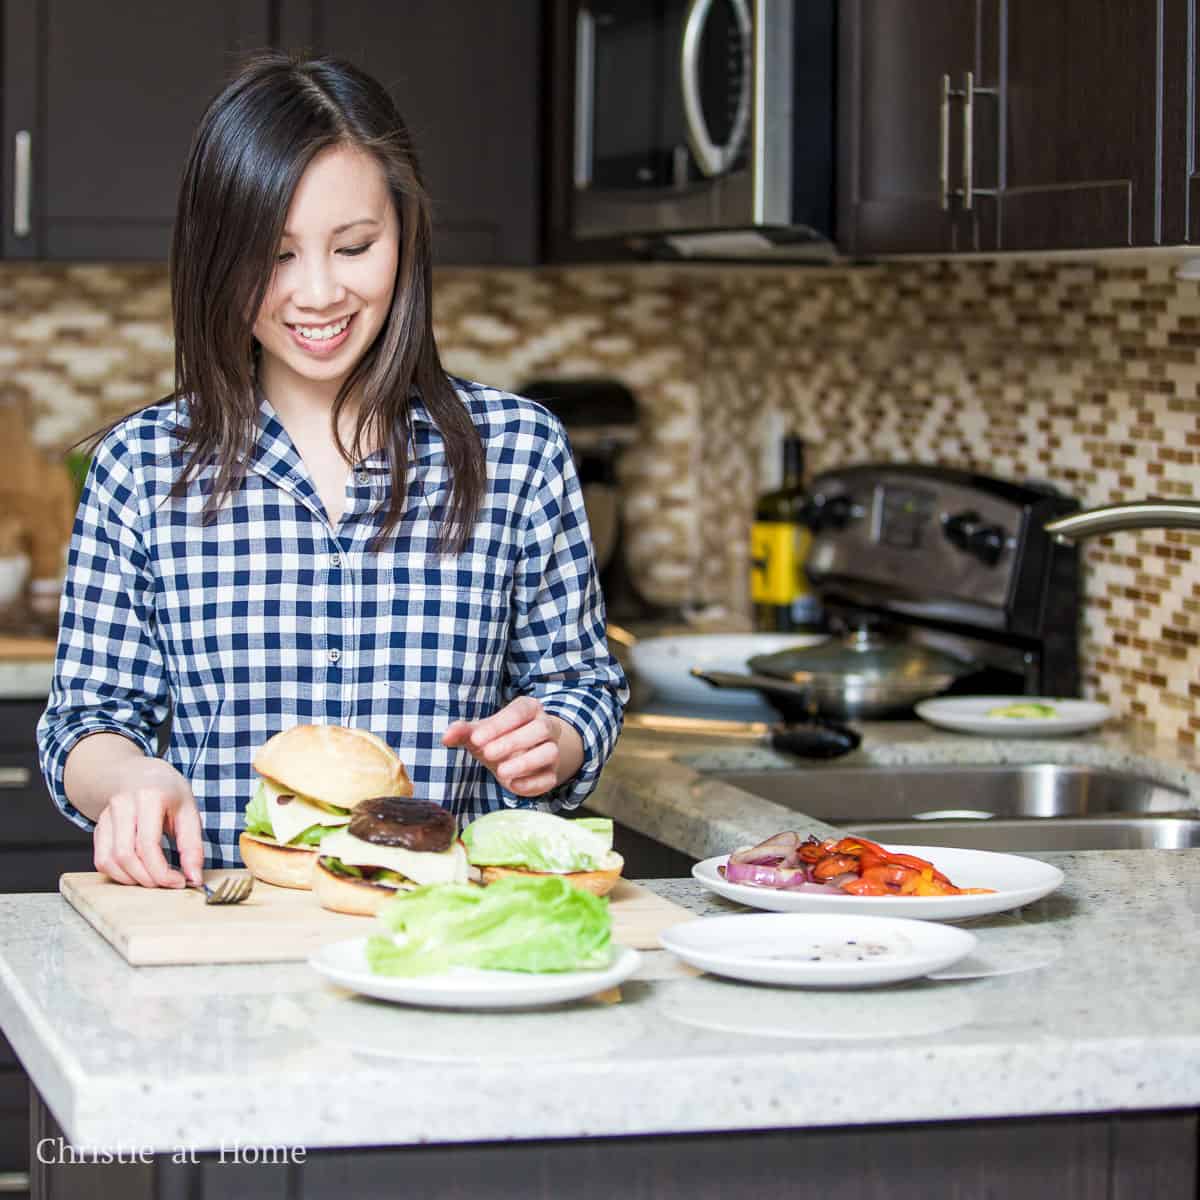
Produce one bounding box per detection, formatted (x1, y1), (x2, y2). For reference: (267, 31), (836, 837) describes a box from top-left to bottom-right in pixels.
(0, 719), (1198, 1154)
(0, 850), (1199, 1154)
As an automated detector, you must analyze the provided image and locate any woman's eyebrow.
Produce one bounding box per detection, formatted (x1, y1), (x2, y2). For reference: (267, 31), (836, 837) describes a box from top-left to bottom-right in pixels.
(281, 218), (382, 238)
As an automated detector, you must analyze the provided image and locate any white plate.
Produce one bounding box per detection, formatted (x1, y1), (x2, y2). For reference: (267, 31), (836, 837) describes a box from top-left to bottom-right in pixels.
(629, 632), (827, 715)
(693, 844), (1064, 921)
(914, 695), (1112, 737)
(309, 938), (641, 1010)
(659, 913), (976, 988)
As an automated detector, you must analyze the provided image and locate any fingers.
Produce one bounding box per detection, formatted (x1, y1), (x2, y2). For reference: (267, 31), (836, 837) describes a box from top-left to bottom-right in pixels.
(96, 790), (192, 888)
(93, 809), (135, 885)
(103, 796), (158, 888)
(135, 792), (186, 888)
(169, 800), (206, 886)
(465, 696), (544, 751)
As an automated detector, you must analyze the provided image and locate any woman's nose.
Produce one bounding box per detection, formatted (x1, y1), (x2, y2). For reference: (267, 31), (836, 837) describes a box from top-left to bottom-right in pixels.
(293, 258), (346, 309)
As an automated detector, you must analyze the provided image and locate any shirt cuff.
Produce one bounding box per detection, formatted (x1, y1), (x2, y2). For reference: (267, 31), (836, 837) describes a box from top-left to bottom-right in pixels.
(39, 718), (159, 833)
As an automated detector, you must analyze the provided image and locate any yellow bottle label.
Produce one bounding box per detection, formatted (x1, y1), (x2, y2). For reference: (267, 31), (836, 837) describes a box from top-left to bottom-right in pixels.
(750, 522), (796, 605)
(751, 522), (814, 607)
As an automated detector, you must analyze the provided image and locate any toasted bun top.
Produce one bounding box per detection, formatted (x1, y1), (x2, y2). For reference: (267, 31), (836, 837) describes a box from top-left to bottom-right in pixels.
(252, 724), (412, 810)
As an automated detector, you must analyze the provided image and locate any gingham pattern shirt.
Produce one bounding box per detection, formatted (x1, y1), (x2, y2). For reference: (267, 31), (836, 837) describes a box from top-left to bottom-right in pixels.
(37, 378), (629, 868)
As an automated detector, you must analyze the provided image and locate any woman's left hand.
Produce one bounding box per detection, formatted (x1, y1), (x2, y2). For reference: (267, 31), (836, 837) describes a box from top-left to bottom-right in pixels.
(442, 697), (584, 797)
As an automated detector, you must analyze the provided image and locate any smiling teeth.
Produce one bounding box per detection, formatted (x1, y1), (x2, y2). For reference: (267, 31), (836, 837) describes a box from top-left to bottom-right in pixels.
(294, 315), (351, 340)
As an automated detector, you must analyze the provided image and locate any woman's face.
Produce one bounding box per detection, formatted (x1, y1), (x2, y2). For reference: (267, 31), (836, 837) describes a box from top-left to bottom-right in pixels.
(253, 143), (400, 398)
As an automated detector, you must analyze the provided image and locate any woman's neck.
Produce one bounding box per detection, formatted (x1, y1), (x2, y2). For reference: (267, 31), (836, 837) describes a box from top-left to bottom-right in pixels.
(258, 360), (371, 453)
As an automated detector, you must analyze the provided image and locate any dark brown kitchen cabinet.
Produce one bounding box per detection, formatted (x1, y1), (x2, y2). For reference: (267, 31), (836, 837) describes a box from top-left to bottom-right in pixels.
(1, 1), (271, 260)
(839, 0), (1193, 256)
(278, 0), (542, 265)
(837, 0), (985, 255)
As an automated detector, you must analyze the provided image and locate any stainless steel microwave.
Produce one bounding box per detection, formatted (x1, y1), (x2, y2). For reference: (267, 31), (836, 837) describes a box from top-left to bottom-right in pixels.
(569, 0), (836, 258)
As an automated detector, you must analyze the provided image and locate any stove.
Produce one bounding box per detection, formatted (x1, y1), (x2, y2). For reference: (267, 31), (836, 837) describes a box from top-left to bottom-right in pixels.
(802, 463), (1081, 698)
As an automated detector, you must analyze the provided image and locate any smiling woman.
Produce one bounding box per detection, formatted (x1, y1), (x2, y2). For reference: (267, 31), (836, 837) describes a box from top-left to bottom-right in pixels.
(38, 51), (629, 887)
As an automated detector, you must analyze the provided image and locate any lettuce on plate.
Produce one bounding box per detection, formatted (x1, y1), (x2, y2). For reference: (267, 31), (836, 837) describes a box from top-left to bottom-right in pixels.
(460, 810), (614, 873)
(365, 875), (613, 976)
(243, 781), (331, 847)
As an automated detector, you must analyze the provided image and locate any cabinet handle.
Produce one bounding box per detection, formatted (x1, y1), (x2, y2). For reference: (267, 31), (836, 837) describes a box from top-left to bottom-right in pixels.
(573, 6), (595, 188)
(961, 71), (974, 210)
(0, 766), (31, 789)
(939, 75), (951, 211)
(13, 131), (31, 237)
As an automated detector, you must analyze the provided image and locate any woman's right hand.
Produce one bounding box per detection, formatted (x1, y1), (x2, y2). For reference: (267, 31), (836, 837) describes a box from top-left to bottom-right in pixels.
(92, 758), (205, 889)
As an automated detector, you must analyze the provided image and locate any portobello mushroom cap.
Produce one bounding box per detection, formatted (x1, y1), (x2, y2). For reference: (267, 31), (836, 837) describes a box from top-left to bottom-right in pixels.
(348, 796), (457, 853)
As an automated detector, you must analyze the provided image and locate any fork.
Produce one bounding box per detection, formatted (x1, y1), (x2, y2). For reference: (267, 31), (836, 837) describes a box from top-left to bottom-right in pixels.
(187, 874), (254, 905)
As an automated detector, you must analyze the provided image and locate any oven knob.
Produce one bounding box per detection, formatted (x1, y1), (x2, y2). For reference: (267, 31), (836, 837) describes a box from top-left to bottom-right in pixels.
(805, 493), (856, 532)
(943, 511), (1006, 565)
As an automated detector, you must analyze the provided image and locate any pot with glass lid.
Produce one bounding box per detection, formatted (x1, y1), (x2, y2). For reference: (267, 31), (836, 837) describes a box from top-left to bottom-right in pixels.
(692, 624), (976, 720)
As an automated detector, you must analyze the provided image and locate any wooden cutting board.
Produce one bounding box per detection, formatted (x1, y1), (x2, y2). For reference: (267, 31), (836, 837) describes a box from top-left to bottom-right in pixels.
(0, 636), (57, 661)
(59, 872), (697, 966)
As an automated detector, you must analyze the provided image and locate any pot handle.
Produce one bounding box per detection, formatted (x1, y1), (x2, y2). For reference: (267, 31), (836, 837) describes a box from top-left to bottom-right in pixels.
(769, 721), (861, 760)
(690, 668), (813, 700)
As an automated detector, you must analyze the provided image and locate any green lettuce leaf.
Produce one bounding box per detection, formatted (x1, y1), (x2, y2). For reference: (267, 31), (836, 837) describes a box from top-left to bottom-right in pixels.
(244, 781), (334, 847)
(244, 781), (274, 837)
(365, 875), (612, 976)
(460, 810), (613, 873)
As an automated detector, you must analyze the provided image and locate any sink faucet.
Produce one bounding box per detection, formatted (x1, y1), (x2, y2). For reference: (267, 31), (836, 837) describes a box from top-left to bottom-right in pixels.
(1044, 500), (1200, 544)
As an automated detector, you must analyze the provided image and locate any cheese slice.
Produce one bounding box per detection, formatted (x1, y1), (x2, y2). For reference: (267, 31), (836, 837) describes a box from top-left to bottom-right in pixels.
(265, 780), (351, 847)
(318, 828), (469, 886)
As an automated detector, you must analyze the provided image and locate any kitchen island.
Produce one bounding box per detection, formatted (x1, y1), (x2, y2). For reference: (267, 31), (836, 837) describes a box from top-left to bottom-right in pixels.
(2, 722), (1200, 1197)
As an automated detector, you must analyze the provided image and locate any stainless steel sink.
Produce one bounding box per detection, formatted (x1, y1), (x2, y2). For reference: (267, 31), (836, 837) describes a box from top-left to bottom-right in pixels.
(706, 763), (1197, 852)
(844, 817), (1200, 852)
(709, 764), (1190, 821)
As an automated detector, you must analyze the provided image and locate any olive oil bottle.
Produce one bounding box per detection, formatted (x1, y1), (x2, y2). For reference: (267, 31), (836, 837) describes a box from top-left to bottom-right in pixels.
(750, 436), (821, 631)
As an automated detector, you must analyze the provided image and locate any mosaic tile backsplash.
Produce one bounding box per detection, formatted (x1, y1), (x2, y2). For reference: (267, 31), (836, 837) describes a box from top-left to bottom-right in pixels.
(1, 259), (1197, 744)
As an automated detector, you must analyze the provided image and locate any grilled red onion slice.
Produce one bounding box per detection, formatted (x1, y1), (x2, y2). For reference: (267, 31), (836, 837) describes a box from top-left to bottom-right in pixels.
(728, 831), (803, 868)
(722, 860), (811, 888)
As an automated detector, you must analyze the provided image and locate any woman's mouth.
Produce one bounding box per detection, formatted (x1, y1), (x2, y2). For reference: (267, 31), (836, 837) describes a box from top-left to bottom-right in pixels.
(287, 313), (355, 355)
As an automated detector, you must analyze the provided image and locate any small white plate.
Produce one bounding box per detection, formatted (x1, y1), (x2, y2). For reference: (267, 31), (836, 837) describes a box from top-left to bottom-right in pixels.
(659, 913), (976, 988)
(629, 632), (827, 715)
(914, 695), (1112, 737)
(693, 844), (1063, 921)
(309, 938), (641, 1010)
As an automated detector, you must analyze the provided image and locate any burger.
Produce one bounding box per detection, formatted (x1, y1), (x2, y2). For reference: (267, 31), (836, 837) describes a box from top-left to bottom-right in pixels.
(460, 810), (624, 897)
(313, 796), (472, 916)
(239, 724), (412, 889)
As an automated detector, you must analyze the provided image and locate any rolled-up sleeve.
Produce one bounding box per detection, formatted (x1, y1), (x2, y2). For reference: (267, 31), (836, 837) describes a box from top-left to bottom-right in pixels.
(505, 421), (629, 811)
(36, 429), (168, 831)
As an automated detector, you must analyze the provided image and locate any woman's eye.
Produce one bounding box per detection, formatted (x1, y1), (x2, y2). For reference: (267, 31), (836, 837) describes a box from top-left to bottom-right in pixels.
(338, 242), (373, 257)
(276, 251), (294, 263)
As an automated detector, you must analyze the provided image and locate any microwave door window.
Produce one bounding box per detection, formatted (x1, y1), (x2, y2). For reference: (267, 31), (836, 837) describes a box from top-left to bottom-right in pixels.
(590, 0), (691, 191)
(588, 0), (750, 193)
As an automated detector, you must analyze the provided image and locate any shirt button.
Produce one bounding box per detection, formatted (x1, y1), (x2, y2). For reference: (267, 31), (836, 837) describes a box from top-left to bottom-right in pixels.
(327, 648), (341, 665)
(356, 471), (369, 484)
(329, 553), (341, 569)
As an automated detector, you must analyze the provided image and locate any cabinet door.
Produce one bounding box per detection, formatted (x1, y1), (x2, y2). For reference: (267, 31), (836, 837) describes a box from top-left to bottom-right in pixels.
(838, 0), (982, 255)
(1161, 0), (1197, 244)
(996, 0), (1163, 249)
(284, 0), (542, 265)
(1, 0), (270, 260)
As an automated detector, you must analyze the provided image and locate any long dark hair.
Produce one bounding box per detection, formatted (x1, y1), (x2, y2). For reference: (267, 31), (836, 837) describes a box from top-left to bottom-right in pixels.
(102, 51), (485, 552)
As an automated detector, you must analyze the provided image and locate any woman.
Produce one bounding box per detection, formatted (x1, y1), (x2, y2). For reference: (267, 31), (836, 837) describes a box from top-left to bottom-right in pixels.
(36, 52), (628, 889)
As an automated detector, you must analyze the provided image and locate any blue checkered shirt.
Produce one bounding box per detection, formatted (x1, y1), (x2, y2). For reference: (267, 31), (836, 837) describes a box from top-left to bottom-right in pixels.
(37, 378), (629, 868)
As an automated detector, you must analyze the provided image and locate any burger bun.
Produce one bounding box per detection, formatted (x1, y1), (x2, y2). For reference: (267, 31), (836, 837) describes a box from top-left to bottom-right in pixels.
(312, 857), (412, 917)
(238, 832), (318, 890)
(252, 724), (412, 810)
(479, 851), (624, 897)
